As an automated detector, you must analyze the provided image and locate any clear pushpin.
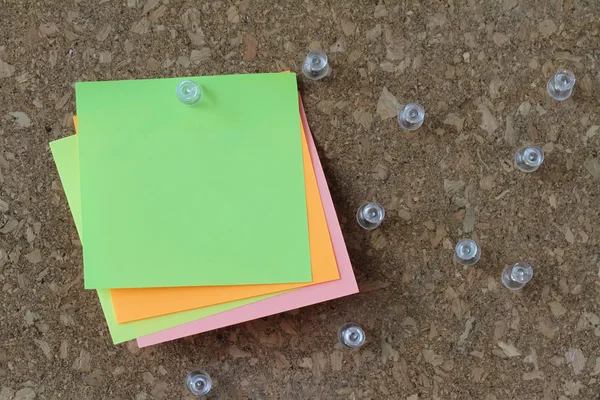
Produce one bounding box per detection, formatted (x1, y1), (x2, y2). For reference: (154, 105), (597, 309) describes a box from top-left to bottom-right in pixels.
(338, 323), (366, 349)
(397, 103), (425, 131)
(546, 69), (575, 101)
(302, 50), (329, 80)
(177, 80), (203, 106)
(455, 239), (481, 266)
(515, 146), (544, 173)
(356, 202), (385, 230)
(185, 371), (212, 397)
(501, 262), (534, 291)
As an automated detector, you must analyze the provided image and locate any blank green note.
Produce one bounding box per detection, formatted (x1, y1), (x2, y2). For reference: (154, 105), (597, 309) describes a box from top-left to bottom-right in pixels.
(76, 73), (311, 289)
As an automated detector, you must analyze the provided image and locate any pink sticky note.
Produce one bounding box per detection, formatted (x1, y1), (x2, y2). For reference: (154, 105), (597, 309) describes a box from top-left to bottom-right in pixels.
(137, 97), (358, 347)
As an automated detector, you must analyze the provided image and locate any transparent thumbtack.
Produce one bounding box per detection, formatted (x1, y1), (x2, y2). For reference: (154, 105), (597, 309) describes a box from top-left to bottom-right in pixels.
(185, 371), (212, 397)
(356, 202), (385, 230)
(455, 239), (481, 266)
(176, 80), (203, 106)
(302, 50), (329, 80)
(397, 103), (425, 131)
(546, 69), (575, 101)
(502, 263), (533, 291)
(515, 145), (544, 173)
(338, 323), (366, 349)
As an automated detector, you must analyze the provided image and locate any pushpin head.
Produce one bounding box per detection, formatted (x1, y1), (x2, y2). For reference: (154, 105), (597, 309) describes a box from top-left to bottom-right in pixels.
(397, 103), (425, 131)
(356, 202), (385, 230)
(338, 323), (366, 349)
(185, 371), (212, 397)
(302, 50), (329, 80)
(547, 69), (575, 101)
(515, 146), (544, 173)
(502, 263), (533, 291)
(177, 80), (203, 106)
(455, 239), (481, 266)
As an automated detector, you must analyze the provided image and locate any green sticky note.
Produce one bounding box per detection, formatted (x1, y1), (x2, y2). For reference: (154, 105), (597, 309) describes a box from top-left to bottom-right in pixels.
(50, 136), (82, 240)
(50, 135), (281, 344)
(76, 73), (311, 289)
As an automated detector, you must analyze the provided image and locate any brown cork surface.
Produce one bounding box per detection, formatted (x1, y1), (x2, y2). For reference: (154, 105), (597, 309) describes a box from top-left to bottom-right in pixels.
(1, 0), (600, 399)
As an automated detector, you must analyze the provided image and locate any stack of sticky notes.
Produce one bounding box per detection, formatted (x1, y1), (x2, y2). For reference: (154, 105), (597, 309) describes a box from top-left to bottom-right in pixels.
(50, 72), (358, 347)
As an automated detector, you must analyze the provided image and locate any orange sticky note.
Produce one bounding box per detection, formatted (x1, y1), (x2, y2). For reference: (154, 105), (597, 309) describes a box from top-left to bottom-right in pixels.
(74, 117), (340, 323)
